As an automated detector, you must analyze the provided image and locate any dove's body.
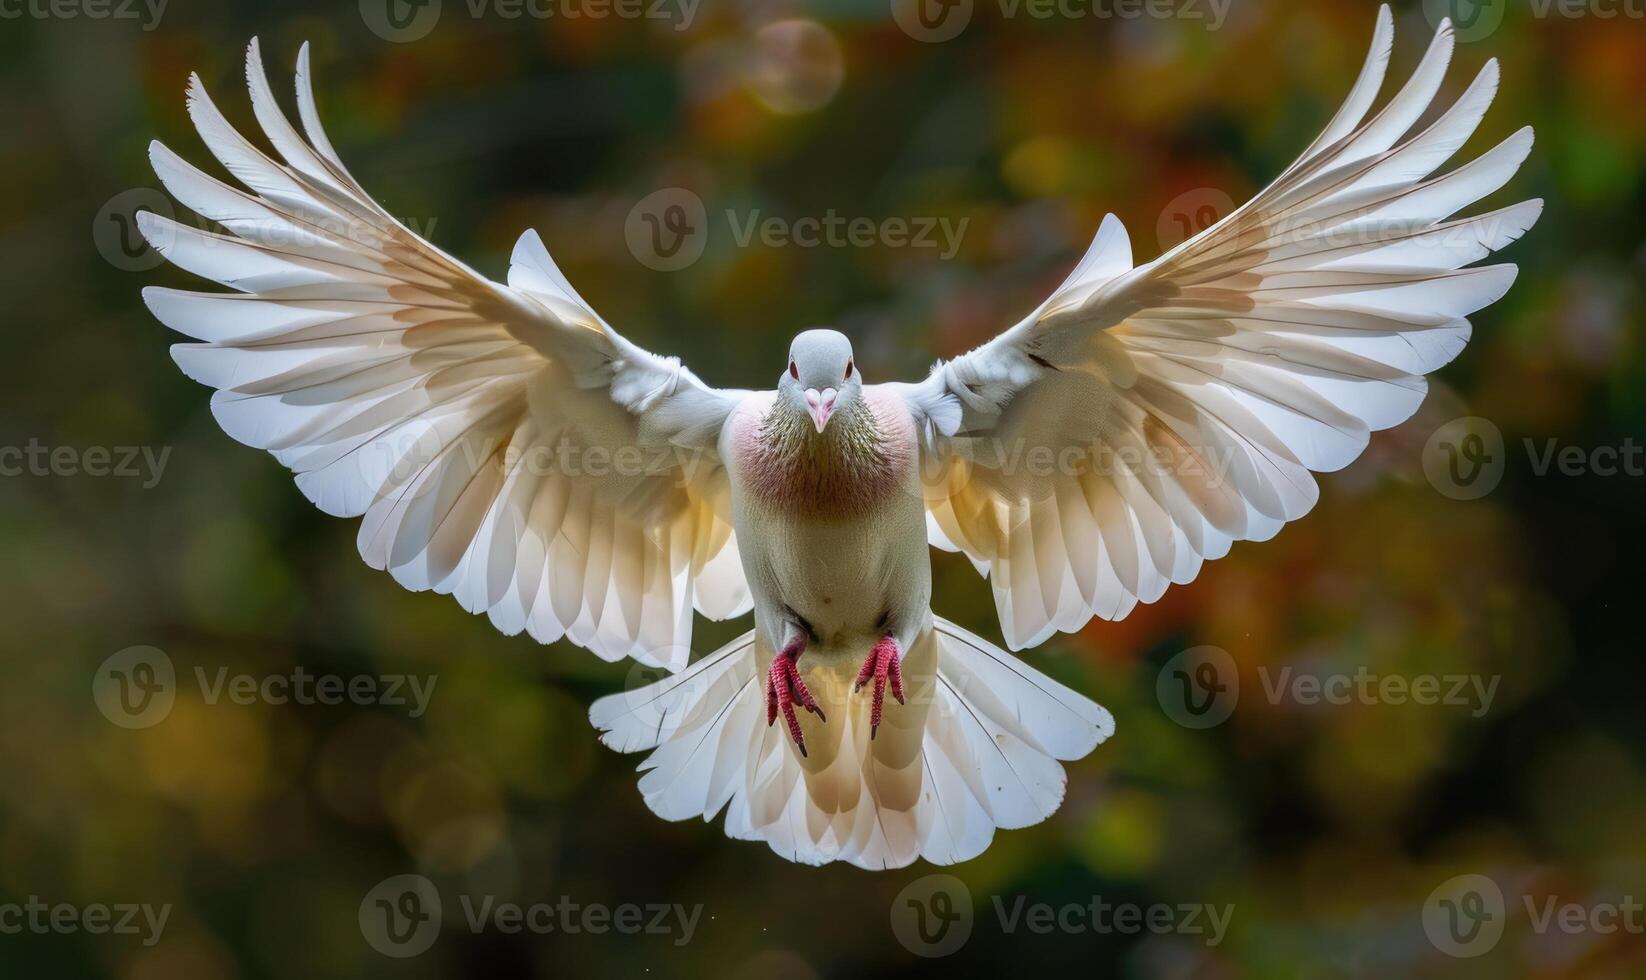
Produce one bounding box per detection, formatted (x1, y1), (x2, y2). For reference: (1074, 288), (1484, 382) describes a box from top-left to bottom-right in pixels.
(725, 386), (935, 782)
(141, 8), (1536, 867)
(728, 386), (928, 659)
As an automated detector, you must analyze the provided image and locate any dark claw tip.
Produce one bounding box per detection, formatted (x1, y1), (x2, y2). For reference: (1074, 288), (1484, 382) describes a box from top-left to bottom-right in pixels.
(797, 742), (807, 758)
(870, 724), (878, 740)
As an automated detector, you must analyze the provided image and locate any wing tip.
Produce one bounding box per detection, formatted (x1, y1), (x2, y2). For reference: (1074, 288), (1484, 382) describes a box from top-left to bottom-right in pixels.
(132, 209), (168, 253)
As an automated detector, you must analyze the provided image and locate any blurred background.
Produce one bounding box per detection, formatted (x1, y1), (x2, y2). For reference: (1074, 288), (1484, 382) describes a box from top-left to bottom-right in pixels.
(1, 0), (1642, 975)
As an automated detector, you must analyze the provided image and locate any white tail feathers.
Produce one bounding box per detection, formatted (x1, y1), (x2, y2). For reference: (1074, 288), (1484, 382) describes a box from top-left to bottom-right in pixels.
(589, 618), (1114, 869)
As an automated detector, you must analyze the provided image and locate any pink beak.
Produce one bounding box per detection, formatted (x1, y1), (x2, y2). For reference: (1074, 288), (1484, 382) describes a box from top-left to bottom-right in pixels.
(805, 387), (837, 432)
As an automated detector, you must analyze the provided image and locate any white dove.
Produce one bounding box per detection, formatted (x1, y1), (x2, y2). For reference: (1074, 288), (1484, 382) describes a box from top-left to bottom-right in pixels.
(138, 6), (1538, 868)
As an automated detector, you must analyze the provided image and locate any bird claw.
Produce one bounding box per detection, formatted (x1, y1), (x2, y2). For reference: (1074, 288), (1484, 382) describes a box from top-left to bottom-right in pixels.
(853, 636), (905, 739)
(765, 636), (823, 756)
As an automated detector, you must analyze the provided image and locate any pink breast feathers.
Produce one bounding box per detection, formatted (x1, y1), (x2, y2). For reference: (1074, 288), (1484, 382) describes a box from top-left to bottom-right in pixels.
(736, 390), (916, 520)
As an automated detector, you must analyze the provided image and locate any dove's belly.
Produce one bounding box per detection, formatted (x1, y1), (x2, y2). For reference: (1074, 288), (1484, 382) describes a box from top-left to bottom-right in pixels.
(739, 491), (930, 657)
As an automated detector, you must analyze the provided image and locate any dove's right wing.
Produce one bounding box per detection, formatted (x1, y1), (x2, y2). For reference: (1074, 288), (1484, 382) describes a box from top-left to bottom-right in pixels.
(140, 41), (750, 671)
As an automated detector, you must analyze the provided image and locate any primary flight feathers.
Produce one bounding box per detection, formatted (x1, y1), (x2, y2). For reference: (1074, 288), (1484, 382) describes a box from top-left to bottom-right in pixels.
(908, 6), (1539, 649)
(141, 39), (753, 671)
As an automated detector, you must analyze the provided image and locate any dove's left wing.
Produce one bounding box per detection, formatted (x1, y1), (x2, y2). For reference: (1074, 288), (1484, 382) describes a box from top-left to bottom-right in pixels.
(140, 41), (751, 670)
(902, 9), (1539, 649)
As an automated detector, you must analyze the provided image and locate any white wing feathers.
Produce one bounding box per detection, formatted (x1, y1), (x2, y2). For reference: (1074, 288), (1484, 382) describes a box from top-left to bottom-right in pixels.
(912, 7), (1540, 649)
(140, 40), (749, 670)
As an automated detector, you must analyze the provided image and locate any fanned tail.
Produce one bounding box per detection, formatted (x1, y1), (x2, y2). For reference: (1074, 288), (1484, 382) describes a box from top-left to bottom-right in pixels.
(590, 618), (1113, 869)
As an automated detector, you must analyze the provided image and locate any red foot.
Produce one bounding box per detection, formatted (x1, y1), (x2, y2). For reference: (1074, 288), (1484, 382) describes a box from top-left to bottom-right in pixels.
(853, 636), (905, 738)
(766, 634), (824, 757)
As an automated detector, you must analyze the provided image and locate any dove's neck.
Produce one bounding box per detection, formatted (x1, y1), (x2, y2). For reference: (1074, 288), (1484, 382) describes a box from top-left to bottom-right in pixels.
(744, 395), (911, 518)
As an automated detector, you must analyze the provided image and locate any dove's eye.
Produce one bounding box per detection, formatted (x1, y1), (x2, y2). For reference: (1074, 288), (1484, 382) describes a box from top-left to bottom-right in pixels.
(789, 360), (799, 380)
(844, 359), (853, 380)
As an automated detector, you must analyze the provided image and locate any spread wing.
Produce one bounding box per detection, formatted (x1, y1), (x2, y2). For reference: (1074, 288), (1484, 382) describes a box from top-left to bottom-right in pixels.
(901, 7), (1540, 649)
(139, 40), (751, 670)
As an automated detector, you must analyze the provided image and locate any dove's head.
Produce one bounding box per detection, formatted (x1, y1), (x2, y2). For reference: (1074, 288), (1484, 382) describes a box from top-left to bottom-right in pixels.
(781, 328), (860, 433)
